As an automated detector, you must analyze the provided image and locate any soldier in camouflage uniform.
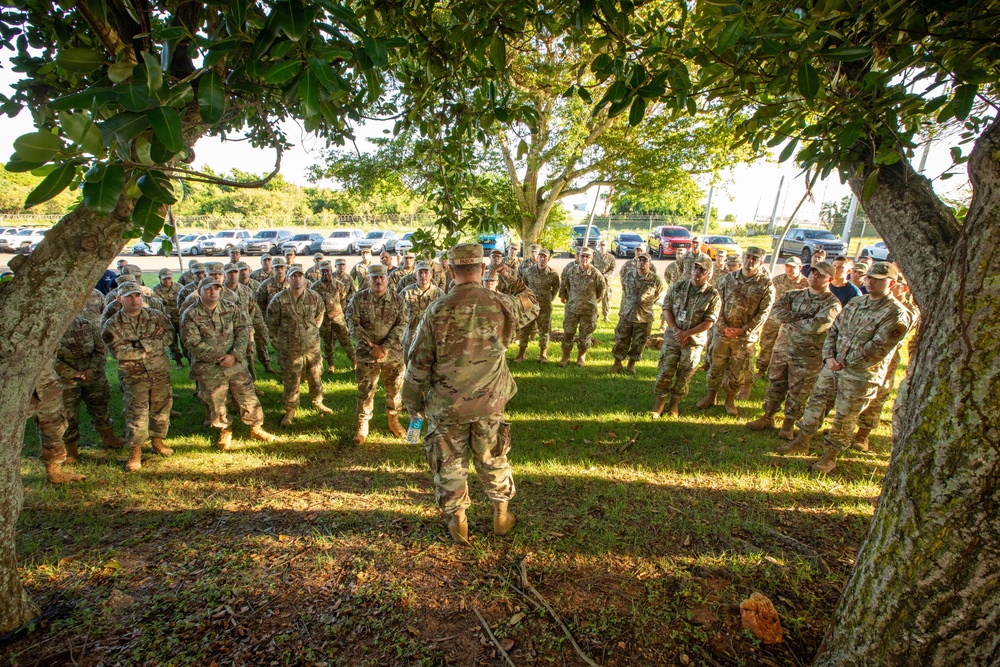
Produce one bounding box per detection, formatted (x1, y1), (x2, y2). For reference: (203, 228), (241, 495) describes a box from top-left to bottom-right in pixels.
(255, 256), (289, 372)
(153, 268), (184, 367)
(651, 256), (721, 418)
(347, 264), (408, 444)
(249, 254), (273, 283)
(351, 248), (373, 290)
(593, 239), (617, 322)
(178, 259), (199, 287)
(663, 246), (687, 289)
(697, 246), (774, 416)
(312, 260), (356, 373)
(850, 262), (868, 293)
(239, 261), (259, 291)
(779, 262), (911, 473)
(181, 280), (276, 450)
(400, 261), (445, 363)
(179, 262), (238, 316)
(29, 359), (85, 484)
(227, 245), (243, 265)
(239, 261), (275, 373)
(402, 244), (539, 545)
(267, 265), (330, 426)
(55, 314), (125, 460)
(389, 252), (416, 292)
(746, 261), (841, 439)
(284, 248), (297, 270)
(617, 243), (645, 279)
(223, 263), (262, 385)
(518, 244), (540, 280)
(679, 236), (712, 281)
(82, 288), (106, 326)
(102, 276), (167, 327)
(175, 263), (207, 309)
(488, 248), (520, 295)
(306, 253), (324, 283)
(610, 253), (662, 375)
(101, 283), (174, 471)
(756, 256), (809, 377)
(558, 247), (606, 367)
(516, 248), (560, 363)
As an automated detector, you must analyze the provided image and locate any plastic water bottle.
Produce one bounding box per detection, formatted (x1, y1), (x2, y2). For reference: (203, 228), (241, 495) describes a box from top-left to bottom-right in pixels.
(406, 416), (423, 444)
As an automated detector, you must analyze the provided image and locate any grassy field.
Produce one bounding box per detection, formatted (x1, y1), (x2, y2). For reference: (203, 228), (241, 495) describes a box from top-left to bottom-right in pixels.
(7, 281), (900, 666)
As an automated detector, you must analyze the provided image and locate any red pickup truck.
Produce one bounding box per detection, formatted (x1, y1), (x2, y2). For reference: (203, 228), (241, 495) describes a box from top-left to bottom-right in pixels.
(647, 226), (694, 259)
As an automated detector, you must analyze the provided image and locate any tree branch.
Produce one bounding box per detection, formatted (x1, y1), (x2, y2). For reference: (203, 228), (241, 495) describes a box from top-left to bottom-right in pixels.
(559, 179), (615, 199)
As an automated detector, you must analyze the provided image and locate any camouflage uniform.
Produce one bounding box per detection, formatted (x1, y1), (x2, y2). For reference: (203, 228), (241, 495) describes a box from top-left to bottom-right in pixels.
(654, 280), (721, 401)
(518, 261), (560, 351)
(267, 285), (326, 411)
(705, 267), (775, 396)
(255, 272), (288, 367)
(389, 265), (414, 293)
(82, 289), (105, 327)
(663, 260), (683, 290)
(181, 298), (264, 429)
(305, 262), (323, 283)
(559, 263), (606, 356)
(679, 250), (712, 281)
(796, 293), (910, 452)
(351, 259), (373, 290)
(761, 288), (842, 422)
(312, 272), (357, 370)
(102, 306), (174, 449)
(856, 294), (919, 433)
(431, 260), (449, 292)
(31, 358), (70, 465)
(756, 272), (808, 375)
(402, 249), (539, 521)
(400, 281), (446, 362)
(593, 248), (617, 320)
(347, 284), (407, 423)
(153, 276), (184, 363)
(612, 265), (662, 363)
(55, 315), (117, 447)
(101, 292), (166, 328)
(249, 265), (273, 283)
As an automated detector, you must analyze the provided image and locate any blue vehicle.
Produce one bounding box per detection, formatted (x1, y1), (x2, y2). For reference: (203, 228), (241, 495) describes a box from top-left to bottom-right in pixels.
(478, 233), (508, 256)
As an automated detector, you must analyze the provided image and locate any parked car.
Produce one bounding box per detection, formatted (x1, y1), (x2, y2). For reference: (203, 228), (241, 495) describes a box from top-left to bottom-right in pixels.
(859, 240), (892, 262)
(320, 228), (364, 254)
(611, 232), (644, 258)
(4, 228), (46, 253)
(647, 226), (693, 258)
(570, 225), (602, 253)
(778, 228), (848, 263)
(243, 229), (293, 255)
(0, 227), (24, 252)
(199, 229), (252, 255)
(356, 229), (397, 254)
(478, 232), (508, 256)
(699, 235), (743, 260)
(176, 233), (211, 255)
(281, 233), (325, 255)
(386, 232), (416, 254)
(131, 235), (171, 255)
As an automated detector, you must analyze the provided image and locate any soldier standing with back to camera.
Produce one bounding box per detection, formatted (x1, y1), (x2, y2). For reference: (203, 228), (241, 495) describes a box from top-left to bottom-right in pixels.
(558, 246), (606, 367)
(515, 247), (560, 363)
(152, 268), (184, 368)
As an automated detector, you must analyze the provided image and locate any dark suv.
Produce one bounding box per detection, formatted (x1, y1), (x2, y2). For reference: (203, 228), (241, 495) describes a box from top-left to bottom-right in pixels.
(648, 226), (693, 258)
(570, 225), (602, 253)
(778, 228), (848, 263)
(244, 229), (292, 255)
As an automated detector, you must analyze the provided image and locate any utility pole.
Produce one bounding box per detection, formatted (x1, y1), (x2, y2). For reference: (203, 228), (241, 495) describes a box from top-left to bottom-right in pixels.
(841, 195), (859, 247)
(702, 184), (714, 235)
(766, 175), (784, 235)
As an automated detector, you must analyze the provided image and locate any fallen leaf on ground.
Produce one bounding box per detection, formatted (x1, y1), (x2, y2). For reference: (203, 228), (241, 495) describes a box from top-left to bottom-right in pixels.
(509, 612), (526, 625)
(740, 592), (783, 644)
(691, 605), (717, 626)
(501, 638), (515, 652)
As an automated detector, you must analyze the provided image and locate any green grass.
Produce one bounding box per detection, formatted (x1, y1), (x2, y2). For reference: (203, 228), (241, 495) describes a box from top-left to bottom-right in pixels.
(7, 279), (901, 666)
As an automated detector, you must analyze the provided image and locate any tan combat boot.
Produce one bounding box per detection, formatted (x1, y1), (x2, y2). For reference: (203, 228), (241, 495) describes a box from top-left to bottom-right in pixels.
(249, 425), (277, 442)
(513, 345), (526, 363)
(852, 428), (872, 452)
(746, 413), (776, 431)
(386, 412), (407, 439)
(575, 351), (587, 367)
(45, 460), (85, 484)
(63, 441), (79, 465)
(777, 433), (811, 455)
(124, 447), (143, 472)
(696, 391), (717, 410)
(609, 359), (624, 374)
(97, 427), (126, 449)
(738, 378), (753, 400)
(811, 447), (840, 474)
(280, 408), (296, 427)
(626, 360), (637, 375)
(538, 345), (549, 364)
(778, 418), (796, 440)
(353, 419), (369, 445)
(447, 510), (471, 546)
(312, 401), (334, 414)
(215, 429), (232, 451)
(667, 396), (681, 418)
(650, 396), (668, 419)
(724, 392), (739, 416)
(557, 349), (571, 367)
(493, 501), (516, 536)
(151, 437), (173, 457)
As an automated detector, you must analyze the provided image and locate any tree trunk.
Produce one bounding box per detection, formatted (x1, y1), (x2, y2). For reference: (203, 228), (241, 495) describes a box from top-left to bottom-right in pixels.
(814, 121), (1000, 664)
(0, 199), (134, 633)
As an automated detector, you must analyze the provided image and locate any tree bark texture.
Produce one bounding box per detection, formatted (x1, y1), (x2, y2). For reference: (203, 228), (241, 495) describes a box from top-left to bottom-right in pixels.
(815, 120), (1000, 664)
(0, 199), (134, 633)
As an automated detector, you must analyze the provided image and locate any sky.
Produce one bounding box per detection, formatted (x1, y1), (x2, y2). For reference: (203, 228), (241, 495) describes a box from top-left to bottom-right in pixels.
(1, 61), (971, 226)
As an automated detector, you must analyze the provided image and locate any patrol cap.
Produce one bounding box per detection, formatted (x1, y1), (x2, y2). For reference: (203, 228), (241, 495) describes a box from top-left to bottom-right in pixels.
(319, 260), (333, 269)
(124, 264), (143, 275)
(810, 261), (835, 278)
(158, 268), (173, 278)
(715, 249), (727, 257)
(368, 264), (388, 277)
(334, 258), (347, 265)
(287, 264), (304, 276)
(204, 261), (225, 274)
(449, 243), (485, 265)
(237, 261), (252, 270)
(726, 255), (741, 266)
(483, 271), (499, 283)
(272, 257), (287, 267)
(538, 248), (550, 257)
(198, 277), (221, 289)
(579, 247), (594, 257)
(116, 274), (137, 286)
(636, 252), (651, 261)
(361, 247), (371, 254)
(867, 261), (898, 280)
(313, 252), (323, 260)
(529, 244), (539, 252)
(746, 246), (766, 259)
(852, 263), (868, 274)
(415, 260), (431, 271)
(510, 240), (520, 247)
(403, 251), (416, 259)
(693, 255), (713, 270)
(785, 256), (802, 267)
(261, 253), (272, 261)
(188, 259), (198, 268)
(190, 261), (205, 272)
(224, 263), (239, 274)
(490, 247), (504, 256)
(119, 283), (143, 297)
(228, 246), (241, 254)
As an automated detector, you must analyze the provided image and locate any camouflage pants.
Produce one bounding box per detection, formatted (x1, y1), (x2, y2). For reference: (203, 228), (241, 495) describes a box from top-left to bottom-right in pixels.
(168, 318), (184, 363)
(705, 334), (754, 395)
(755, 318), (781, 373)
(63, 372), (114, 444)
(356, 360), (404, 421)
(30, 378), (68, 463)
(601, 280), (612, 319)
(519, 302), (553, 348)
(321, 320), (355, 369)
(797, 367), (878, 452)
(277, 345), (324, 410)
(562, 306), (598, 354)
(761, 345), (823, 422)
(702, 325), (718, 370)
(423, 417), (515, 517)
(612, 320), (651, 362)
(653, 337), (705, 399)
(121, 371), (172, 449)
(254, 317), (272, 366)
(857, 350), (901, 431)
(194, 363), (263, 429)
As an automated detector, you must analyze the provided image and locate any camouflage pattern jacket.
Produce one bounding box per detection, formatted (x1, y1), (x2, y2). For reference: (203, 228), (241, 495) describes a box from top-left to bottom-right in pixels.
(402, 278), (540, 423)
(769, 288), (842, 357)
(350, 261), (373, 290)
(347, 288), (406, 364)
(558, 264), (606, 312)
(661, 280), (722, 347)
(101, 307), (173, 377)
(619, 268), (664, 323)
(55, 316), (106, 381)
(249, 267), (272, 283)
(82, 289), (105, 327)
(256, 275), (288, 314)
(679, 250), (713, 281)
(181, 300), (253, 374)
(823, 294), (911, 385)
(593, 250), (617, 279)
(389, 266), (414, 293)
(523, 264), (560, 306)
(518, 259), (537, 280)
(267, 288), (325, 353)
(772, 273), (809, 301)
(101, 294), (166, 327)
(152, 281), (182, 322)
(400, 283), (446, 353)
(714, 269), (776, 342)
(663, 260), (682, 289)
(305, 265), (322, 283)
(312, 277), (352, 325)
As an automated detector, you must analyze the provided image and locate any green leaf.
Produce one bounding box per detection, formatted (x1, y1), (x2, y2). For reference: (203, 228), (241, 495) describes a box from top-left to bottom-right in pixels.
(99, 112), (150, 145)
(141, 52), (163, 92)
(161, 239), (173, 256)
(265, 60), (304, 84)
(363, 36), (389, 68)
(82, 164), (125, 214)
(716, 16), (744, 52)
(24, 161), (77, 209)
(952, 84), (977, 121)
(797, 63), (820, 99)
(58, 112), (103, 154)
(838, 118), (865, 147)
(298, 71), (321, 117)
(778, 138), (798, 162)
(115, 82), (151, 112)
(56, 47), (104, 73)
(197, 71), (225, 124)
(516, 139), (528, 160)
(147, 106), (185, 152)
(862, 167), (880, 200)
(490, 35), (506, 71)
(628, 96), (646, 126)
(278, 0), (313, 41)
(5, 156), (46, 173)
(137, 171), (178, 204)
(132, 195), (165, 235)
(160, 82), (194, 107)
(820, 45), (874, 62)
(13, 131), (64, 163)
(135, 136), (154, 165)
(308, 59), (342, 91)
(108, 61), (135, 83)
(230, 0), (247, 28)
(149, 139), (176, 163)
(49, 88), (118, 111)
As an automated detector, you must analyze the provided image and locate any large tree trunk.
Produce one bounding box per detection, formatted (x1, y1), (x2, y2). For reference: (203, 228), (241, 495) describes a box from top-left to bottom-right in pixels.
(814, 120), (999, 663)
(0, 200), (134, 633)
